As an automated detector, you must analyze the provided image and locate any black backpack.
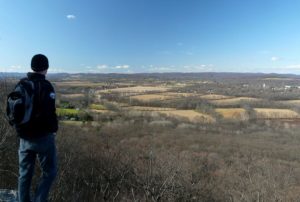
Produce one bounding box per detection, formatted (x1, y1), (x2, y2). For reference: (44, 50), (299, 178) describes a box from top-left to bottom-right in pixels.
(6, 79), (35, 127)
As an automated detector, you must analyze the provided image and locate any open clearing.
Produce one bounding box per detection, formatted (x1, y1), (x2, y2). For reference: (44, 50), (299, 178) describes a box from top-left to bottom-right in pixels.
(164, 92), (202, 97)
(130, 92), (204, 102)
(99, 86), (170, 93)
(210, 97), (262, 106)
(279, 100), (300, 106)
(61, 120), (83, 126)
(60, 93), (85, 99)
(61, 120), (100, 127)
(126, 106), (174, 111)
(215, 108), (248, 120)
(89, 104), (106, 110)
(200, 94), (232, 100)
(89, 109), (110, 113)
(125, 106), (214, 123)
(215, 108), (299, 119)
(263, 77), (295, 81)
(254, 108), (299, 119)
(159, 110), (215, 123)
(56, 108), (81, 116)
(130, 94), (174, 101)
(54, 81), (104, 87)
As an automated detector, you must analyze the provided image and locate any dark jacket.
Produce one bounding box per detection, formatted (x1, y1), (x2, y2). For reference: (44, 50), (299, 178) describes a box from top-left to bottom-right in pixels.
(16, 72), (58, 139)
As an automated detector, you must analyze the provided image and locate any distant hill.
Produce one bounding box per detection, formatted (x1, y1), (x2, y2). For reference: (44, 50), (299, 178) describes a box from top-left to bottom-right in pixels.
(1, 72), (300, 81)
(0, 72), (26, 79)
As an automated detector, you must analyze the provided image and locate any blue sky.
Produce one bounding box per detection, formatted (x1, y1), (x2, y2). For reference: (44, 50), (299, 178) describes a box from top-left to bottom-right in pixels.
(1, 0), (300, 74)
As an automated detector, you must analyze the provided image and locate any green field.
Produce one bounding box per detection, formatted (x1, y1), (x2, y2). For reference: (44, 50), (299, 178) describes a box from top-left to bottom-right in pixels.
(89, 104), (106, 110)
(56, 108), (80, 117)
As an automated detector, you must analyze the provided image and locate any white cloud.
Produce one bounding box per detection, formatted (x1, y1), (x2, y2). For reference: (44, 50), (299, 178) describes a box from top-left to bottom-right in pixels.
(10, 65), (22, 70)
(82, 64), (131, 73)
(283, 64), (300, 70)
(0, 65), (28, 72)
(66, 15), (76, 20)
(114, 65), (129, 69)
(97, 65), (108, 69)
(148, 65), (174, 72)
(183, 64), (214, 72)
(147, 64), (215, 73)
(48, 67), (64, 73)
(271, 56), (280, 61)
(151, 67), (173, 72)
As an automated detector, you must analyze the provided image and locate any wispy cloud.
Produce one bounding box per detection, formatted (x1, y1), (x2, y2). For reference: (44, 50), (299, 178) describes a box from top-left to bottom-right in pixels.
(114, 65), (129, 69)
(48, 67), (64, 73)
(183, 64), (214, 72)
(0, 65), (26, 72)
(271, 56), (280, 61)
(84, 64), (131, 73)
(97, 65), (108, 69)
(0, 65), (64, 73)
(149, 66), (174, 72)
(283, 64), (300, 70)
(66, 15), (76, 20)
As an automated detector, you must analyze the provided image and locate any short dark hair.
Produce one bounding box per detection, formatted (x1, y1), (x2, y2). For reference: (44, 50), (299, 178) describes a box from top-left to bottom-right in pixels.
(31, 54), (49, 72)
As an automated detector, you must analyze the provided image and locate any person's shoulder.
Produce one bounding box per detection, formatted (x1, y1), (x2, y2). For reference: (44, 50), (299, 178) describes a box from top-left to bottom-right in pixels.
(19, 77), (29, 84)
(44, 79), (55, 90)
(16, 77), (33, 88)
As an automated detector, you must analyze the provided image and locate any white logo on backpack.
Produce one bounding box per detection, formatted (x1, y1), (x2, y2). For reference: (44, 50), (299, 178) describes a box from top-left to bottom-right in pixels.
(50, 92), (55, 99)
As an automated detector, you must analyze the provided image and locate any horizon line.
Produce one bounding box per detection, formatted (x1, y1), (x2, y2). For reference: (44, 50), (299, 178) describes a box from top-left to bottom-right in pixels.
(0, 71), (299, 76)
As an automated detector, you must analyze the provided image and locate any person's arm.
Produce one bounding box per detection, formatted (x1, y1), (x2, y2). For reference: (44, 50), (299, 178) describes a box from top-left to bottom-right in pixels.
(45, 81), (58, 133)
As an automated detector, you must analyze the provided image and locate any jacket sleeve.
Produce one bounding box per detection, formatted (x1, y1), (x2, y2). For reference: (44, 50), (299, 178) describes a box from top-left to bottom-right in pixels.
(44, 81), (58, 133)
(49, 84), (58, 133)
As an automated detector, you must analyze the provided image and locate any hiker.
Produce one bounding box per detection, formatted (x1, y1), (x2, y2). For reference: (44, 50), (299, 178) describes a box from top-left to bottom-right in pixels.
(10, 54), (58, 202)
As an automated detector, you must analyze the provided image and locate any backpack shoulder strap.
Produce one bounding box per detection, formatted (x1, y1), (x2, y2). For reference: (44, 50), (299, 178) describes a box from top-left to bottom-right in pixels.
(18, 78), (35, 95)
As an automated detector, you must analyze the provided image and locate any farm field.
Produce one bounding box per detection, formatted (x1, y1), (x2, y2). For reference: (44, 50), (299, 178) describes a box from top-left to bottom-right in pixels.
(158, 110), (214, 123)
(130, 92), (205, 102)
(279, 100), (300, 106)
(123, 106), (214, 122)
(130, 93), (174, 101)
(99, 85), (171, 93)
(209, 96), (262, 106)
(54, 76), (300, 123)
(200, 94), (232, 100)
(60, 93), (85, 99)
(215, 108), (248, 120)
(126, 106), (174, 111)
(163, 92), (201, 97)
(54, 81), (105, 87)
(254, 108), (300, 119)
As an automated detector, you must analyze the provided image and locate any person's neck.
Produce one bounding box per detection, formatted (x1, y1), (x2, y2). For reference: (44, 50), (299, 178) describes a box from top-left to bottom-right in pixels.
(33, 70), (47, 76)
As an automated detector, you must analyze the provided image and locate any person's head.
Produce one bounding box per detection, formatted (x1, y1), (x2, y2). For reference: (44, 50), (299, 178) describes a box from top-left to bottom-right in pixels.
(31, 54), (49, 75)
